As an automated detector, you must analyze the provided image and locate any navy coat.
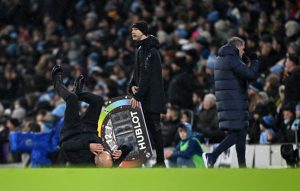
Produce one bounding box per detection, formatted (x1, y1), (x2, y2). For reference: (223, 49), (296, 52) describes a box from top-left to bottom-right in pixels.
(214, 44), (259, 130)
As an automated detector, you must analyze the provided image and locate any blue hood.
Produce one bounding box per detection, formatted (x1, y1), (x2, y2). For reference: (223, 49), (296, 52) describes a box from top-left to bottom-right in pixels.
(181, 122), (192, 140)
(218, 44), (239, 57)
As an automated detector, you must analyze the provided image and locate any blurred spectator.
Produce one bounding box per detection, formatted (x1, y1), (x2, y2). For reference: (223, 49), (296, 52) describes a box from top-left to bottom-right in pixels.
(259, 115), (276, 144)
(264, 74), (280, 101)
(258, 35), (278, 75)
(0, 118), (9, 163)
(194, 93), (224, 143)
(161, 64), (172, 98)
(291, 103), (300, 131)
(278, 103), (297, 143)
(11, 98), (27, 122)
(168, 53), (195, 109)
(276, 85), (286, 113)
(165, 123), (204, 168)
(21, 120), (41, 133)
(161, 105), (181, 147)
(248, 82), (263, 112)
(110, 64), (127, 95)
(283, 53), (300, 106)
(44, 95), (66, 125)
(180, 109), (194, 126)
(285, 20), (300, 44)
(192, 90), (204, 114)
(204, 48), (216, 92)
(248, 104), (265, 144)
(270, 61), (284, 76)
(35, 109), (48, 132)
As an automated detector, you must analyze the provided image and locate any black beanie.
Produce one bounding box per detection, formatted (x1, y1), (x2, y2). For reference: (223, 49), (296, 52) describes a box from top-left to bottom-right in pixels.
(132, 21), (148, 35)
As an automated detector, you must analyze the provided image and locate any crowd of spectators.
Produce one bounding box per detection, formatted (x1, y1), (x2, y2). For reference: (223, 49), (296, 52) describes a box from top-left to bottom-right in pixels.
(1, 0), (300, 164)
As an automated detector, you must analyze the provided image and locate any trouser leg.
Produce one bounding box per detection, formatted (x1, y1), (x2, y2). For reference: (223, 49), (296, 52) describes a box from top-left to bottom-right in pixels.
(211, 131), (238, 163)
(177, 157), (195, 168)
(79, 92), (103, 126)
(235, 129), (247, 168)
(211, 129), (247, 168)
(62, 93), (81, 130)
(53, 76), (72, 101)
(55, 148), (68, 165)
(55, 81), (81, 141)
(144, 112), (165, 165)
(53, 76), (80, 128)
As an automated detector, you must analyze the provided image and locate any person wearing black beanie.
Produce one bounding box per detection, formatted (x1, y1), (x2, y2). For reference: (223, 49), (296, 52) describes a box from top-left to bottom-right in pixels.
(132, 21), (149, 36)
(128, 21), (166, 167)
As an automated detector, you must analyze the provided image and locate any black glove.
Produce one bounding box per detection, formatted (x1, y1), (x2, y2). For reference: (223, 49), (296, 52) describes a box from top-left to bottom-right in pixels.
(249, 53), (258, 60)
(52, 64), (62, 78)
(242, 55), (250, 64)
(72, 75), (84, 96)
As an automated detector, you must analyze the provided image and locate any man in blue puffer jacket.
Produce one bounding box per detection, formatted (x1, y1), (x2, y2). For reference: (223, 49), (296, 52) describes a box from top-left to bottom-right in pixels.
(202, 37), (260, 168)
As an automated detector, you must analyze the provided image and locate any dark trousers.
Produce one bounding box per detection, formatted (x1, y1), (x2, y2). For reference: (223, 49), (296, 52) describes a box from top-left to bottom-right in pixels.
(54, 78), (103, 135)
(211, 129), (247, 167)
(63, 92), (103, 131)
(144, 111), (165, 164)
(54, 79), (132, 167)
(54, 78), (103, 165)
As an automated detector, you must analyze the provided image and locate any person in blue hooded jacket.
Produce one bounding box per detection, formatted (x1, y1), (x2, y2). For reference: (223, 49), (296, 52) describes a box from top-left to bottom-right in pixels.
(202, 37), (260, 168)
(165, 123), (204, 168)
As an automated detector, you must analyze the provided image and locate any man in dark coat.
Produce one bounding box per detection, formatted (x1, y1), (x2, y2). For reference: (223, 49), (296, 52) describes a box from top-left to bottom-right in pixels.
(194, 93), (225, 143)
(161, 105), (181, 147)
(52, 65), (130, 166)
(167, 54), (195, 109)
(202, 37), (260, 168)
(283, 53), (300, 106)
(128, 21), (166, 167)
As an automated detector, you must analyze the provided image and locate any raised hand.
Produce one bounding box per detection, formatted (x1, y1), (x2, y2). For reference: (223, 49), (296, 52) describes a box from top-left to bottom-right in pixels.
(131, 86), (139, 94)
(112, 150), (122, 160)
(130, 97), (139, 109)
(89, 143), (104, 155)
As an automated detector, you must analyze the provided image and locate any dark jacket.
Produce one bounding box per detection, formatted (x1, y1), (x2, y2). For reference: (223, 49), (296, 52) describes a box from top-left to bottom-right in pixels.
(195, 106), (225, 143)
(284, 67), (300, 105)
(128, 35), (166, 114)
(161, 119), (181, 147)
(214, 44), (259, 130)
(167, 71), (194, 109)
(170, 136), (203, 160)
(59, 119), (100, 144)
(169, 123), (203, 167)
(195, 106), (218, 132)
(59, 134), (132, 166)
(59, 133), (101, 165)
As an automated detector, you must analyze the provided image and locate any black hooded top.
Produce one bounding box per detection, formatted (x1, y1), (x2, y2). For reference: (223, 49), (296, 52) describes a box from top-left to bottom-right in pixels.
(128, 35), (166, 113)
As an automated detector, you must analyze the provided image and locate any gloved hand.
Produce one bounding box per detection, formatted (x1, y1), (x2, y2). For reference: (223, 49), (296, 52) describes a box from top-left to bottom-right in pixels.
(72, 75), (84, 96)
(51, 64), (63, 89)
(249, 53), (258, 60)
(52, 64), (62, 78)
(242, 54), (250, 64)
